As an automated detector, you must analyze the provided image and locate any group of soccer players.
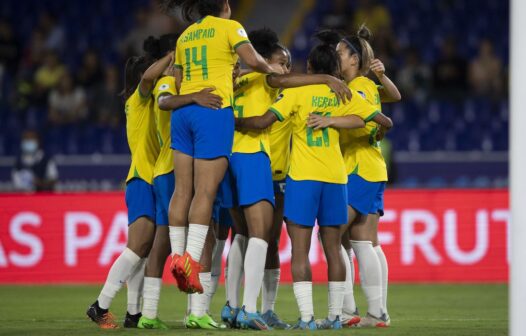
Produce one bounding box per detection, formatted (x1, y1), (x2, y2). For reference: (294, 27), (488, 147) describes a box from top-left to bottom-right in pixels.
(86, 0), (401, 331)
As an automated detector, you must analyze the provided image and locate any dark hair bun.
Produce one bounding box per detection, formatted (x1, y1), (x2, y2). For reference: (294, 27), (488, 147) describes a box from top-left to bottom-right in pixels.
(143, 36), (162, 59)
(249, 27), (281, 59)
(314, 30), (342, 47)
(357, 24), (372, 42)
(159, 33), (179, 55)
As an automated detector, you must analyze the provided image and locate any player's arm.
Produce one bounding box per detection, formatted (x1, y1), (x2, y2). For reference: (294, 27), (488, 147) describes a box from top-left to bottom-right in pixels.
(236, 44), (284, 75)
(267, 74), (352, 103)
(139, 53), (174, 97)
(158, 88), (223, 110)
(307, 114), (365, 130)
(235, 110), (278, 130)
(370, 59), (402, 103)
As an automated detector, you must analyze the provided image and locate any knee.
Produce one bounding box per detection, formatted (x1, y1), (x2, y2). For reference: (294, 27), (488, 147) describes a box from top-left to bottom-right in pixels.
(128, 239), (153, 258)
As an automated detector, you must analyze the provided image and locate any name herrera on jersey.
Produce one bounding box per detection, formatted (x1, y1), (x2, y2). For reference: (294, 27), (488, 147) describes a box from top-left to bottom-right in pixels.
(181, 28), (216, 42)
(311, 95), (340, 108)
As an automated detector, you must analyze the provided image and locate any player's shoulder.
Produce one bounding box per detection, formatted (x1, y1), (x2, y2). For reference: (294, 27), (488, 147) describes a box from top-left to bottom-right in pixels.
(350, 76), (378, 95)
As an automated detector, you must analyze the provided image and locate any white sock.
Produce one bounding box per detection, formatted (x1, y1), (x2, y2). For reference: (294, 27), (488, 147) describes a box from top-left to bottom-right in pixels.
(169, 226), (187, 256)
(98, 248), (141, 309)
(347, 248), (355, 284)
(242, 238), (268, 313)
(127, 258), (146, 315)
(186, 224), (209, 262)
(190, 272), (212, 317)
(211, 239), (226, 297)
(226, 234), (248, 308)
(375, 245), (389, 315)
(142, 277), (162, 319)
(293, 282), (313, 322)
(328, 281), (346, 321)
(352, 240), (383, 318)
(341, 246), (356, 314)
(262, 268), (280, 313)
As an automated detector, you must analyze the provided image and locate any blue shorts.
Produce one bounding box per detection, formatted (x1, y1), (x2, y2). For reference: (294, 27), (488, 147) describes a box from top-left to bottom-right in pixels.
(171, 104), (234, 159)
(347, 174), (386, 216)
(153, 173), (175, 226)
(125, 178), (156, 225)
(220, 152), (275, 208)
(273, 179), (286, 195)
(284, 177), (348, 227)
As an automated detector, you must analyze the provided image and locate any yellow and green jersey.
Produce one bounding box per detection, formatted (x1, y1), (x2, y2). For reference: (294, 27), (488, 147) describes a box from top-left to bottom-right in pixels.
(125, 87), (159, 184)
(269, 116), (292, 181)
(269, 84), (377, 184)
(175, 15), (250, 108)
(153, 76), (177, 178)
(233, 73), (279, 155)
(340, 76), (387, 182)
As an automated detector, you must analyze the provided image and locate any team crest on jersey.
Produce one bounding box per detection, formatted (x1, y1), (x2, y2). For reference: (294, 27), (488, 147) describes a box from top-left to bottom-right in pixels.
(357, 91), (366, 99)
(237, 28), (248, 38)
(159, 84), (170, 91)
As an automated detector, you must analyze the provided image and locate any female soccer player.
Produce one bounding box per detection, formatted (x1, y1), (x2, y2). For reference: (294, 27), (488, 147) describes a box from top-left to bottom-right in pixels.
(235, 39), (393, 330)
(312, 27), (401, 328)
(86, 52), (172, 329)
(219, 27), (353, 330)
(133, 35), (223, 330)
(163, 0), (284, 296)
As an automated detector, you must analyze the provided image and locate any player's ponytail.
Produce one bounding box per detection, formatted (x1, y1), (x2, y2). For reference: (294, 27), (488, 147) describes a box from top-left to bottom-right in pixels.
(313, 30), (342, 49)
(341, 24), (374, 74)
(308, 38), (341, 77)
(249, 28), (289, 62)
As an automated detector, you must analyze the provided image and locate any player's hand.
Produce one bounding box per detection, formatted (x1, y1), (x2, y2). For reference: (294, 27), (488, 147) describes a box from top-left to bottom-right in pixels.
(192, 88), (223, 110)
(326, 76), (352, 104)
(307, 113), (333, 130)
(376, 125), (386, 141)
(370, 59), (385, 78)
(269, 63), (285, 75)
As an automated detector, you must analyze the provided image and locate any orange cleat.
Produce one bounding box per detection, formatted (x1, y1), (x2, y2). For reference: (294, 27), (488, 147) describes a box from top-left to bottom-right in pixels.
(172, 251), (203, 294)
(341, 311), (361, 327)
(170, 254), (189, 292)
(86, 302), (119, 329)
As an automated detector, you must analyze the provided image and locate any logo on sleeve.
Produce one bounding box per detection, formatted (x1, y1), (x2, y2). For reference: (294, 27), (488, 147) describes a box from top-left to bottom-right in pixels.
(357, 91), (366, 99)
(159, 84), (170, 91)
(237, 28), (248, 38)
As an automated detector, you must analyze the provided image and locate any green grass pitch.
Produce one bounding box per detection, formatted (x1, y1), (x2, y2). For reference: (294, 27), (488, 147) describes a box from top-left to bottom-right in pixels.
(0, 284), (507, 335)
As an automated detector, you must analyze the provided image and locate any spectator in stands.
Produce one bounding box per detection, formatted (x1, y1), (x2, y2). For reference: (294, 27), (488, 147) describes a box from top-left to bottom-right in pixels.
(77, 49), (104, 91)
(38, 12), (65, 52)
(432, 38), (468, 100)
(0, 18), (21, 76)
(468, 39), (504, 99)
(21, 29), (46, 71)
(92, 65), (123, 128)
(352, 0), (391, 32)
(12, 130), (58, 192)
(397, 48), (432, 103)
(48, 71), (88, 125)
(34, 50), (65, 92)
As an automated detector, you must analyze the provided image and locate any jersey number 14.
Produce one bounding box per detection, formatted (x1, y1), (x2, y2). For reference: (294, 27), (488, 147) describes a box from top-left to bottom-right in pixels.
(184, 46), (209, 81)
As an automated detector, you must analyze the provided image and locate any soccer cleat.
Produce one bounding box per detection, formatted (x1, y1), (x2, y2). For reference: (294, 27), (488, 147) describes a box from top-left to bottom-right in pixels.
(123, 312), (142, 328)
(221, 301), (240, 328)
(137, 316), (169, 330)
(86, 301), (118, 329)
(261, 310), (290, 329)
(341, 309), (361, 327)
(356, 312), (390, 328)
(236, 306), (272, 330)
(170, 254), (189, 292)
(289, 317), (317, 330)
(171, 252), (203, 294)
(185, 313), (226, 329)
(316, 316), (343, 330)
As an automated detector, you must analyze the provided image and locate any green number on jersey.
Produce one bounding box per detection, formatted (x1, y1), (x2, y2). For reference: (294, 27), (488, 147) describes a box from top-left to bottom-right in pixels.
(306, 112), (331, 147)
(233, 93), (244, 117)
(368, 125), (380, 147)
(184, 46), (208, 81)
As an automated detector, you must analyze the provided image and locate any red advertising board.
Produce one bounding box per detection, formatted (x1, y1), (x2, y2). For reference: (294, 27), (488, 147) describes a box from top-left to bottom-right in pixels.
(0, 190), (508, 284)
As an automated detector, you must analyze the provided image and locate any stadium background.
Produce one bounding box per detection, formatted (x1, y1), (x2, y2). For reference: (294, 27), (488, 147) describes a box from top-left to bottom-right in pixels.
(0, 0), (509, 332)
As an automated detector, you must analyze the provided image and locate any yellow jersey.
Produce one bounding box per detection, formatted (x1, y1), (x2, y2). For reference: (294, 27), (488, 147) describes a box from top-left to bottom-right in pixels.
(233, 73), (279, 154)
(340, 76), (387, 182)
(269, 84), (377, 184)
(153, 76), (177, 178)
(175, 15), (250, 108)
(269, 117), (292, 181)
(125, 87), (159, 184)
